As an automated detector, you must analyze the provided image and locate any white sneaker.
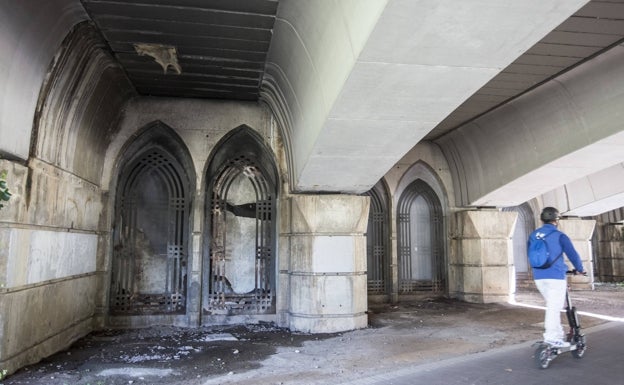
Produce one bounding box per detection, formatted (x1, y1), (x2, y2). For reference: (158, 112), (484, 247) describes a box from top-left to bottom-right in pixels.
(546, 340), (570, 348)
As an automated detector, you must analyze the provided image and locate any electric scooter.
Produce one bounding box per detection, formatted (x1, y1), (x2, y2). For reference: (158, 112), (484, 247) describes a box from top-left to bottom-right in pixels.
(534, 270), (587, 369)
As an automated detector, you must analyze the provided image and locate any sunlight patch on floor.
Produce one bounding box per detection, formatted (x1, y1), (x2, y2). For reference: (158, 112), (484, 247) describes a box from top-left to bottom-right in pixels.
(508, 299), (624, 323)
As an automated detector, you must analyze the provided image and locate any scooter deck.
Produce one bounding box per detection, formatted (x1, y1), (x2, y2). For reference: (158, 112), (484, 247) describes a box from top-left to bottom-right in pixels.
(535, 341), (579, 353)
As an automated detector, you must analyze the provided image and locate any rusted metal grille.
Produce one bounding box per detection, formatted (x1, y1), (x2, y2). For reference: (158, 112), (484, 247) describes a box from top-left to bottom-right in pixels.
(204, 155), (275, 315)
(111, 148), (189, 314)
(397, 180), (445, 295)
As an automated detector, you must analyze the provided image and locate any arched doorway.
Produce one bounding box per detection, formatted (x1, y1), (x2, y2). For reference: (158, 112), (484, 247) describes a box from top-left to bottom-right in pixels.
(110, 122), (194, 315)
(363, 180), (390, 299)
(504, 204), (535, 288)
(203, 125), (278, 318)
(397, 179), (445, 295)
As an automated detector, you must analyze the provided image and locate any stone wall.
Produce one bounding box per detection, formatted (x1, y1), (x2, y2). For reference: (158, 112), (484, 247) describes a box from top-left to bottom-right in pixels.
(0, 21), (134, 375)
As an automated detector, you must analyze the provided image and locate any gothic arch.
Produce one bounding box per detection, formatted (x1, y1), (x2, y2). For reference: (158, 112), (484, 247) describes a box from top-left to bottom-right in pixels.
(503, 203), (535, 285)
(397, 179), (445, 295)
(395, 161), (448, 211)
(110, 121), (195, 315)
(203, 125), (278, 318)
(363, 179), (391, 298)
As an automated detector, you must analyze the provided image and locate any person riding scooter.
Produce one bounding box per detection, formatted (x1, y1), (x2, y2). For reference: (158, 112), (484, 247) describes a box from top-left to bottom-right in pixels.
(528, 207), (586, 348)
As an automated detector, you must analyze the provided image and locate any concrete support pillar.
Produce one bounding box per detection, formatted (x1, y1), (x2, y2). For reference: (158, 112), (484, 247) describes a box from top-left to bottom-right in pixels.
(449, 210), (517, 303)
(280, 195), (369, 333)
(597, 224), (624, 282)
(558, 219), (595, 290)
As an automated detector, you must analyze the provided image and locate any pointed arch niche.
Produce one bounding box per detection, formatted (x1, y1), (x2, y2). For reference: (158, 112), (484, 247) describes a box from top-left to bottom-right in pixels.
(363, 180), (391, 299)
(110, 121), (195, 315)
(503, 203), (535, 287)
(203, 125), (278, 319)
(395, 162), (447, 296)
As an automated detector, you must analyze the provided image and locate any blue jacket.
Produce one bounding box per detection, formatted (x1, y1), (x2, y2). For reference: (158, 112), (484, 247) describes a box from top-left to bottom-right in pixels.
(528, 223), (584, 280)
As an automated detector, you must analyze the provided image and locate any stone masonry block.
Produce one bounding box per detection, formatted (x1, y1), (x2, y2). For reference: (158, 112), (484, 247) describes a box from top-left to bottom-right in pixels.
(289, 273), (366, 316)
(558, 219), (596, 241)
(288, 195), (369, 234)
(5, 229), (97, 288)
(289, 235), (366, 273)
(458, 239), (511, 266)
(0, 275), (96, 362)
(460, 266), (484, 293)
(456, 210), (517, 239)
(290, 313), (368, 334)
(459, 239), (484, 265)
(482, 266), (511, 294)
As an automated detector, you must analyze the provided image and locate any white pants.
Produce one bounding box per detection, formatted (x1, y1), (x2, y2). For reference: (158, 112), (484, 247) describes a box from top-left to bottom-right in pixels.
(535, 279), (568, 342)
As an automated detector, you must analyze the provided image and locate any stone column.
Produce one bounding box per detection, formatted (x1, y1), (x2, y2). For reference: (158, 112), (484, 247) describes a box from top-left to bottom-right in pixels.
(449, 210), (517, 303)
(280, 195), (369, 333)
(597, 223), (624, 282)
(558, 219), (595, 290)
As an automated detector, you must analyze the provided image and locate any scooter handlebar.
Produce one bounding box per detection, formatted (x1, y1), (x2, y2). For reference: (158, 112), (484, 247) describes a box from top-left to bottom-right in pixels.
(566, 269), (587, 276)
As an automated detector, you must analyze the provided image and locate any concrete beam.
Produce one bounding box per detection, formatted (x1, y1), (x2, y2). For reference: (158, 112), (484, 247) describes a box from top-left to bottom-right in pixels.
(262, 0), (588, 193)
(438, 43), (624, 210)
(543, 163), (624, 217)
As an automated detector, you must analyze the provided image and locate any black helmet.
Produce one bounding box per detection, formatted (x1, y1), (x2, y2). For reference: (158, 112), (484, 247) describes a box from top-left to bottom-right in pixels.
(540, 207), (560, 222)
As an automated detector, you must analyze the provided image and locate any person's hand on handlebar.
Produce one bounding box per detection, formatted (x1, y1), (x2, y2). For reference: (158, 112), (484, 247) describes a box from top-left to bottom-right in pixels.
(567, 269), (588, 276)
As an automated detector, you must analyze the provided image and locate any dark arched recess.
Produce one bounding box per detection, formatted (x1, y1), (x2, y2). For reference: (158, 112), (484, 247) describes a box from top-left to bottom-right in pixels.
(110, 121), (195, 315)
(203, 125), (279, 317)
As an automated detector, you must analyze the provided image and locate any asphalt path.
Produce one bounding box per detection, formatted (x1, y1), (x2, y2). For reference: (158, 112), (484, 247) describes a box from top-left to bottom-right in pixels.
(345, 321), (624, 385)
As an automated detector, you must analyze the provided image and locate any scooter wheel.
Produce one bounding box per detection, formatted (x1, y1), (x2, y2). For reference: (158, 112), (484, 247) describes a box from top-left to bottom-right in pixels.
(572, 335), (586, 359)
(534, 345), (552, 369)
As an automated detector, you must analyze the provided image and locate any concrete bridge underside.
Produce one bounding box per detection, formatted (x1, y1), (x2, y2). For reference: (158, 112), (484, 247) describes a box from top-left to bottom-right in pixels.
(3, 0), (624, 218)
(263, 0), (624, 216)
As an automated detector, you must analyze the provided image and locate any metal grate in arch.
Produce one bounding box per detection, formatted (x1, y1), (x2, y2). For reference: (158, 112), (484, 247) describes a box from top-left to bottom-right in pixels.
(397, 179), (444, 294)
(111, 148), (190, 314)
(363, 182), (390, 295)
(205, 154), (276, 315)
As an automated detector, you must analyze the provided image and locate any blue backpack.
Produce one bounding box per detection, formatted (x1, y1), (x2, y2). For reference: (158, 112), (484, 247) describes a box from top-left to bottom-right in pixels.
(528, 229), (562, 269)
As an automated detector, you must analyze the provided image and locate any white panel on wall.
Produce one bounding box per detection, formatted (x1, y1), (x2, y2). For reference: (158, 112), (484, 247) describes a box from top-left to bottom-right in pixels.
(6, 229), (97, 287)
(312, 236), (355, 273)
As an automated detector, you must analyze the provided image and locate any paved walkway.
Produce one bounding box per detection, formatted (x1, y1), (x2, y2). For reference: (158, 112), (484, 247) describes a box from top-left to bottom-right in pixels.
(341, 321), (623, 385)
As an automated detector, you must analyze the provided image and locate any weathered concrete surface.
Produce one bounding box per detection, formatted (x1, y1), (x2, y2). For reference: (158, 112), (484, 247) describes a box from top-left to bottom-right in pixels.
(264, 0), (587, 193)
(598, 224), (624, 282)
(100, 97), (276, 191)
(0, 19), (132, 377)
(0, 275), (97, 377)
(0, 157), (100, 376)
(281, 194), (370, 332)
(558, 218), (596, 290)
(449, 210), (517, 303)
(0, 0), (88, 159)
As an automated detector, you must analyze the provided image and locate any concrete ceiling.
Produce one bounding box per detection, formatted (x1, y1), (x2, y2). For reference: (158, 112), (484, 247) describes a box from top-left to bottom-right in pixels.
(81, 0), (278, 100)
